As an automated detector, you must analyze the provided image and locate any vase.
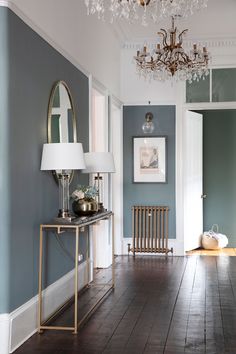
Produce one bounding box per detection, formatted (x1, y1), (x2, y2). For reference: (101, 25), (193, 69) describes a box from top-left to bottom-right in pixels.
(72, 198), (98, 216)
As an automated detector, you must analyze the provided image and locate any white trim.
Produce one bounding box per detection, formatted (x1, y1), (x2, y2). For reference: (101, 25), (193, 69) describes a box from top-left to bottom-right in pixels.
(175, 82), (186, 257)
(7, 260), (91, 353)
(88, 74), (93, 152)
(123, 101), (177, 106)
(90, 83), (111, 268)
(123, 37), (236, 50)
(122, 238), (184, 256)
(0, 314), (10, 354)
(209, 70), (212, 103)
(92, 77), (108, 97)
(0, 1), (9, 6)
(110, 94), (123, 109)
(210, 63), (236, 69)
(184, 102), (236, 110)
(110, 102), (123, 255)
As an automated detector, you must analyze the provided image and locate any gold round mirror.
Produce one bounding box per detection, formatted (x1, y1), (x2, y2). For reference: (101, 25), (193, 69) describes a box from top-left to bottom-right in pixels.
(47, 80), (77, 183)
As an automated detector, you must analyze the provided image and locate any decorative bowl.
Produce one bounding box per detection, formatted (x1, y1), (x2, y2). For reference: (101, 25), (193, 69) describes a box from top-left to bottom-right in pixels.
(72, 198), (98, 216)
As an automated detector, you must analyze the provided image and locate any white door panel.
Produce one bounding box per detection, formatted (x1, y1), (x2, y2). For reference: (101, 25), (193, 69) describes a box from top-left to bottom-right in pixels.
(184, 111), (203, 252)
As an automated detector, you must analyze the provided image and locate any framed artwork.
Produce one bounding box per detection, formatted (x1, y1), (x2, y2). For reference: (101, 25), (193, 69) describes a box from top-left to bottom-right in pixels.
(133, 136), (167, 183)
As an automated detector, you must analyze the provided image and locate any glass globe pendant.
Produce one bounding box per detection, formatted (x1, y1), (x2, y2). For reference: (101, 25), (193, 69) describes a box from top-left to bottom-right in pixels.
(142, 112), (154, 133)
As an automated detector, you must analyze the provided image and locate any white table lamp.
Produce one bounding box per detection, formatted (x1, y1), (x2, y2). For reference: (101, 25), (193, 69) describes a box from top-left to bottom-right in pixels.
(41, 143), (85, 220)
(82, 152), (115, 211)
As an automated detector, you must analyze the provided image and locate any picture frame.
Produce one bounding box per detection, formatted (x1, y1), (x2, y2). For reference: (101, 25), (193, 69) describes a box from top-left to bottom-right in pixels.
(133, 136), (167, 183)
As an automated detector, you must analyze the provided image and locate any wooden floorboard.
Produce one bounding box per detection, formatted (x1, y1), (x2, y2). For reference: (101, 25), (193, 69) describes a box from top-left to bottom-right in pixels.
(15, 255), (236, 354)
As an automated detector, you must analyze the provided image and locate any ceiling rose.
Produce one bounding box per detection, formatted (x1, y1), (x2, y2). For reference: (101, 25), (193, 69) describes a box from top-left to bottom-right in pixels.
(84, 0), (208, 25)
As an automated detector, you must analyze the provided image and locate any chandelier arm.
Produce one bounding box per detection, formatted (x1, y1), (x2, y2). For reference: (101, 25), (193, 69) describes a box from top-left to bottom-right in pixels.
(163, 49), (171, 62)
(158, 30), (168, 47)
(178, 29), (188, 45)
(180, 53), (191, 62)
(156, 58), (168, 66)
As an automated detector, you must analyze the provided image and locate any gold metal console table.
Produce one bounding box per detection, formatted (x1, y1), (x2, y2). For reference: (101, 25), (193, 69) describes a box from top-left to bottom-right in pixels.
(38, 211), (114, 334)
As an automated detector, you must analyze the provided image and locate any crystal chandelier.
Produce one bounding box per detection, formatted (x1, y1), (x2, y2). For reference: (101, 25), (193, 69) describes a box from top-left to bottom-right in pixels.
(134, 16), (210, 82)
(84, 0), (208, 25)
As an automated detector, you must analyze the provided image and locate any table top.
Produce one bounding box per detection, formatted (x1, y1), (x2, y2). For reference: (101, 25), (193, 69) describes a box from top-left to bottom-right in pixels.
(41, 210), (113, 228)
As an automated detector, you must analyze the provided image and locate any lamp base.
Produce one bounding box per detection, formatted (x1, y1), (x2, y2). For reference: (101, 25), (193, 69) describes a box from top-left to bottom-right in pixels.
(98, 203), (106, 212)
(57, 209), (73, 222)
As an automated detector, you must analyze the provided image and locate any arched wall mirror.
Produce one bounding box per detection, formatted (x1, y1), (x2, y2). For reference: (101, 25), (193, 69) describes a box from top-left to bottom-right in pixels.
(47, 80), (77, 183)
(48, 80), (77, 144)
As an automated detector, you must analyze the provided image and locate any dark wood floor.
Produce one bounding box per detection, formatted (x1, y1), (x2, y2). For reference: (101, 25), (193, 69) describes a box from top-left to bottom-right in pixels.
(15, 255), (236, 354)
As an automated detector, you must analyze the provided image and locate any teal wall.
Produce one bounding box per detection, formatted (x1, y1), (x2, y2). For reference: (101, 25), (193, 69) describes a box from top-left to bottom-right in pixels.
(201, 110), (236, 247)
(123, 105), (176, 239)
(0, 8), (89, 313)
(0, 9), (10, 314)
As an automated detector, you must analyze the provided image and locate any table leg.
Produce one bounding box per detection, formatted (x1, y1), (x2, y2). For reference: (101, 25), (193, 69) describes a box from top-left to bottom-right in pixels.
(112, 214), (115, 288)
(73, 227), (79, 334)
(38, 225), (43, 333)
(86, 229), (90, 285)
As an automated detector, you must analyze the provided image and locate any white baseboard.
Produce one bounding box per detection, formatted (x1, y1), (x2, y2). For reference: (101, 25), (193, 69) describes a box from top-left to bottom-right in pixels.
(122, 238), (184, 256)
(0, 260), (92, 354)
(0, 314), (10, 354)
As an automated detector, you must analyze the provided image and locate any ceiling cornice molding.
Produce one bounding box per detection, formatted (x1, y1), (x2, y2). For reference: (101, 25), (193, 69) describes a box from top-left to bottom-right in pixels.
(0, 0), (9, 7)
(123, 37), (236, 50)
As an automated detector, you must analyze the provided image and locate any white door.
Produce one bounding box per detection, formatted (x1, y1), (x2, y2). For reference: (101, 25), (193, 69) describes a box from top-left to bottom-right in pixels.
(184, 111), (203, 252)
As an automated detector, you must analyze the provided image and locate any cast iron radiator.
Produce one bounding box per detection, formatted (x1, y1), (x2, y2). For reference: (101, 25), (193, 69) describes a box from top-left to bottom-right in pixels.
(128, 205), (173, 255)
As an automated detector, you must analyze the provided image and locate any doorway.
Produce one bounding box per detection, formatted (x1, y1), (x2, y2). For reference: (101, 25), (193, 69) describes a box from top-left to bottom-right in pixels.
(186, 109), (236, 252)
(200, 109), (236, 248)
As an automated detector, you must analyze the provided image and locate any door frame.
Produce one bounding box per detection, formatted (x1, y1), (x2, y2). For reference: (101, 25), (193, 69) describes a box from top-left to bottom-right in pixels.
(109, 95), (123, 255)
(176, 101), (236, 255)
(89, 76), (110, 268)
(88, 76), (123, 263)
(174, 76), (236, 255)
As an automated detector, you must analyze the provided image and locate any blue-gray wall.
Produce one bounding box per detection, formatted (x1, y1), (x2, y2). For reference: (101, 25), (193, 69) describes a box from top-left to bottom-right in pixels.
(123, 105), (176, 239)
(0, 9), (10, 314)
(0, 8), (89, 313)
(201, 109), (236, 247)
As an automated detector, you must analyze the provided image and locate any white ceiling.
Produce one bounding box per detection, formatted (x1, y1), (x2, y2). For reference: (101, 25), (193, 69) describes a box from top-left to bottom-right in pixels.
(110, 0), (236, 44)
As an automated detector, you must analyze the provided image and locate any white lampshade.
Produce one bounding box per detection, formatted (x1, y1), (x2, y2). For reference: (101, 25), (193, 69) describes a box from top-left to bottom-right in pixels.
(82, 152), (116, 173)
(41, 143), (85, 170)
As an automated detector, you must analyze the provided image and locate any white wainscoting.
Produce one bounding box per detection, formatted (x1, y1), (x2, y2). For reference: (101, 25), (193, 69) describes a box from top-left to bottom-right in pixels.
(0, 260), (92, 354)
(0, 314), (10, 354)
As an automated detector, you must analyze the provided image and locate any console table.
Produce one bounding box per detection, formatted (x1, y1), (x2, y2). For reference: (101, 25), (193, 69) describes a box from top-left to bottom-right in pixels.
(38, 211), (114, 334)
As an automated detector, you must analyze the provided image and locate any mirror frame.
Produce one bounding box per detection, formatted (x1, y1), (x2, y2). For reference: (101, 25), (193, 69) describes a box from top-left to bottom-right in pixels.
(47, 80), (77, 183)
